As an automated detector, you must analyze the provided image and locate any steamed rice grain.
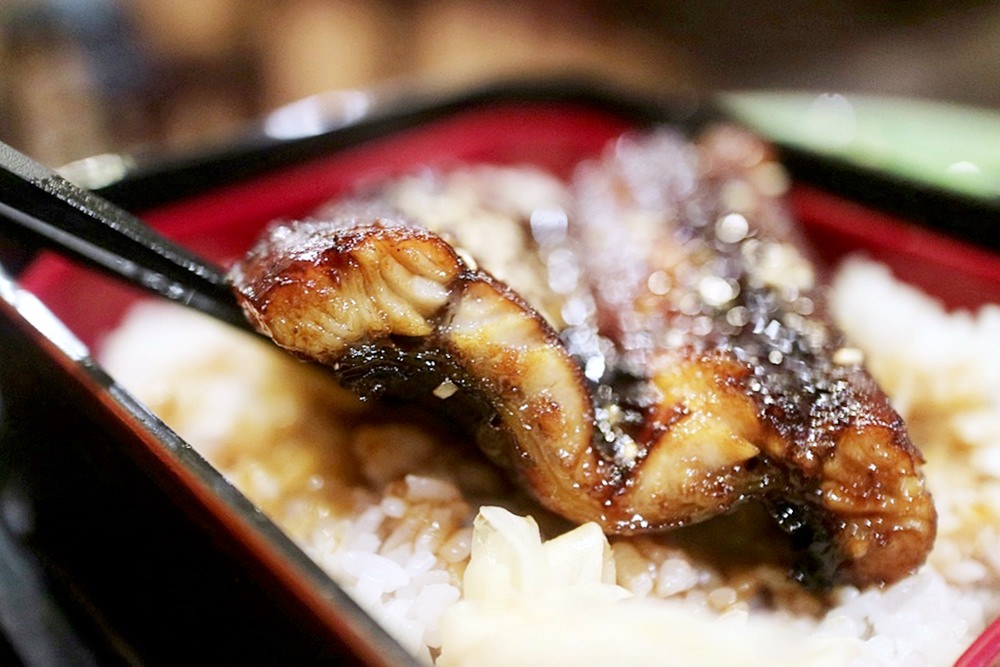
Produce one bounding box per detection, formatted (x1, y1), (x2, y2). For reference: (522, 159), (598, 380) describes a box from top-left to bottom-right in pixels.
(99, 255), (1000, 666)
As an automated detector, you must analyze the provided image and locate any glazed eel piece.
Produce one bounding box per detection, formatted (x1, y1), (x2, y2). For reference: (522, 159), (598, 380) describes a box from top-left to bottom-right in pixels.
(229, 128), (936, 589)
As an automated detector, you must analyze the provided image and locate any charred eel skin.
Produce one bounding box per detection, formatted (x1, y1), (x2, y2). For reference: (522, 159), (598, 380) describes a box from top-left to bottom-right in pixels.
(229, 127), (935, 589)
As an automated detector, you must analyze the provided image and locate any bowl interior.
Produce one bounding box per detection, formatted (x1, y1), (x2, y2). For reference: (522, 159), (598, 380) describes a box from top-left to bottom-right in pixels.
(21, 100), (1000, 351)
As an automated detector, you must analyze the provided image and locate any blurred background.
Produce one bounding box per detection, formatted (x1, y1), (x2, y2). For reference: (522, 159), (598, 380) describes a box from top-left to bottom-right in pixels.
(1, 0), (999, 169)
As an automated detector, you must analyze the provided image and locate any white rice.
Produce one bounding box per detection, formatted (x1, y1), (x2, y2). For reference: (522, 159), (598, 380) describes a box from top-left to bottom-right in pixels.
(99, 255), (1000, 666)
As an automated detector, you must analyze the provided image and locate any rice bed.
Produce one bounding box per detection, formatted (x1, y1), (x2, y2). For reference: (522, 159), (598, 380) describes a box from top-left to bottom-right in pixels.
(99, 256), (1000, 666)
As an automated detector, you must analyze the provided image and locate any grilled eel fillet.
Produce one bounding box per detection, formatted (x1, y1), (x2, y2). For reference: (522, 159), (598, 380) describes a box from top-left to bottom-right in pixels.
(229, 127), (936, 589)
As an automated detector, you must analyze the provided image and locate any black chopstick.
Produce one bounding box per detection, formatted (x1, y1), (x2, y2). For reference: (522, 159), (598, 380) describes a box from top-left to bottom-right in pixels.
(0, 141), (251, 331)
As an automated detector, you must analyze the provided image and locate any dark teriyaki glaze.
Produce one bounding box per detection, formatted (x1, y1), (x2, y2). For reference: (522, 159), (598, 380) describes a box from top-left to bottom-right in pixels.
(230, 126), (936, 589)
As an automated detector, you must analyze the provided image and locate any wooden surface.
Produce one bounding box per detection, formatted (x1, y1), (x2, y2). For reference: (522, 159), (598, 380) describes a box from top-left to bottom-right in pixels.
(0, 1), (998, 168)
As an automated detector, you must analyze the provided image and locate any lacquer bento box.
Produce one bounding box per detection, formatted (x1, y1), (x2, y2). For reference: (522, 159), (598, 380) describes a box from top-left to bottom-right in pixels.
(1, 80), (999, 666)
